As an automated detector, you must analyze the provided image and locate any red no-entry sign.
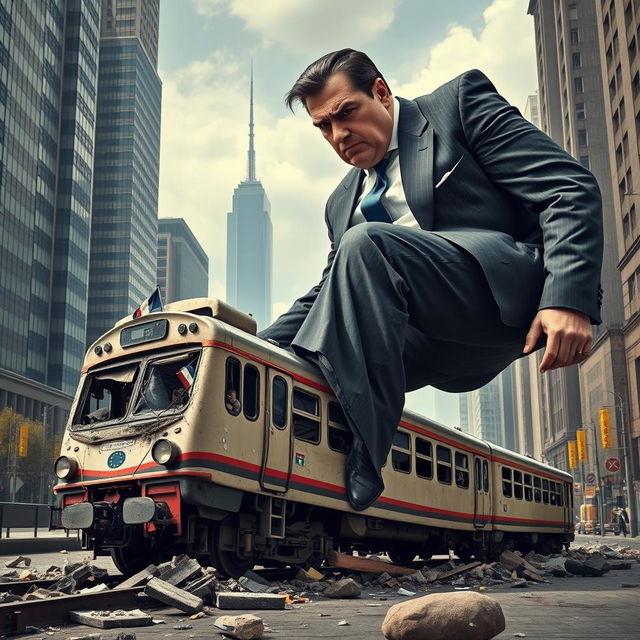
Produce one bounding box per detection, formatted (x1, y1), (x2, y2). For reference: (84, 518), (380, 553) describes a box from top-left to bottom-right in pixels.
(605, 457), (621, 473)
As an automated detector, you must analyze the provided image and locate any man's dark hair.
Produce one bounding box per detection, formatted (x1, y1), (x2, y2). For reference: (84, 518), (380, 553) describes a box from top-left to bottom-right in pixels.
(285, 48), (391, 111)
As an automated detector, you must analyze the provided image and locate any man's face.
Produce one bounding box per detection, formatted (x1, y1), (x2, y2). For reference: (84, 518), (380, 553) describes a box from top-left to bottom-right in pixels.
(306, 72), (393, 170)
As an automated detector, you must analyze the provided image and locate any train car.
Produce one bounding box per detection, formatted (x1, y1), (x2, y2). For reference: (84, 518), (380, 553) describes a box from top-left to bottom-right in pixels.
(52, 298), (573, 577)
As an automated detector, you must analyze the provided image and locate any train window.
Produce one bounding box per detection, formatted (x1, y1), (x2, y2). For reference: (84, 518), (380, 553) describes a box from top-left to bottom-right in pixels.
(272, 376), (288, 429)
(475, 458), (481, 490)
(534, 476), (542, 503)
(557, 485), (564, 506)
(328, 402), (353, 453)
(513, 470), (523, 500)
(524, 474), (533, 501)
(483, 460), (489, 492)
(455, 452), (469, 488)
(134, 352), (201, 416)
(293, 389), (320, 444)
(225, 358), (241, 416)
(502, 467), (512, 498)
(76, 363), (140, 426)
(415, 437), (432, 479)
(542, 478), (549, 504)
(243, 365), (260, 421)
(392, 431), (411, 473)
(549, 481), (557, 505)
(436, 446), (452, 484)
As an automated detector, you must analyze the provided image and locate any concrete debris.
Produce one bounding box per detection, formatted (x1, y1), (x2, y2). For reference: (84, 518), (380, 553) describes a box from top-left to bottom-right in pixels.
(382, 591), (506, 640)
(143, 577), (204, 614)
(69, 634), (102, 640)
(158, 556), (203, 587)
(69, 609), (152, 629)
(216, 591), (287, 610)
(116, 564), (159, 590)
(323, 577), (361, 599)
(5, 556), (31, 568)
(337, 619), (350, 626)
(214, 614), (264, 639)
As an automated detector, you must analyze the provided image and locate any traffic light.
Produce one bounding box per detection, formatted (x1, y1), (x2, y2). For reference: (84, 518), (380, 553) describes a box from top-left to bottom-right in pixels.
(576, 429), (587, 463)
(599, 408), (613, 449)
(567, 440), (577, 469)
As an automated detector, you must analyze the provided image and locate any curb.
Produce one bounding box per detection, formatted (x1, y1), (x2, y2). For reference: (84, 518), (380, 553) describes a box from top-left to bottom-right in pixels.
(0, 537), (81, 554)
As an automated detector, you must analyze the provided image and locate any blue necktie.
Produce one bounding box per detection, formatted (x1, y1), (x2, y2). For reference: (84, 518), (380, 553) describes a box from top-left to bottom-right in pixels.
(361, 157), (392, 223)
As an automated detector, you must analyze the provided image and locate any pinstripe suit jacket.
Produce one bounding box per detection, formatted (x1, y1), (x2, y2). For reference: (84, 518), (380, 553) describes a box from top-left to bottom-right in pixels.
(260, 69), (603, 345)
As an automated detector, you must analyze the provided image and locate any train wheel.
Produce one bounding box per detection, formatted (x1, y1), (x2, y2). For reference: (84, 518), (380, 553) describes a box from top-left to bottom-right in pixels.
(387, 548), (418, 565)
(111, 542), (162, 576)
(210, 518), (257, 579)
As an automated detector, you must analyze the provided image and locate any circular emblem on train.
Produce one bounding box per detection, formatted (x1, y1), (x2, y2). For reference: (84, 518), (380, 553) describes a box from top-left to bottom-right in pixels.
(107, 451), (126, 469)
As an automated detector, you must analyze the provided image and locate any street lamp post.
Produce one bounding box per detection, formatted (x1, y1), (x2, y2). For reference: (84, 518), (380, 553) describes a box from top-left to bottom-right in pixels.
(585, 423), (605, 538)
(602, 390), (636, 537)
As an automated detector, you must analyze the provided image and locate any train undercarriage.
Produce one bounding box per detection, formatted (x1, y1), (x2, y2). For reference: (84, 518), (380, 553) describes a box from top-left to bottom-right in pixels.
(54, 477), (569, 578)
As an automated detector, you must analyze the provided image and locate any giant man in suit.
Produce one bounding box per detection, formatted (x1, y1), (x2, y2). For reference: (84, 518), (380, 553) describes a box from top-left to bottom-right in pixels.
(259, 49), (603, 511)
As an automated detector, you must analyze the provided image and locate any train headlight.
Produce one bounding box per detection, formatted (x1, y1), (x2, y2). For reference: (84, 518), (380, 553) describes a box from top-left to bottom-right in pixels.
(54, 456), (78, 480)
(151, 439), (180, 466)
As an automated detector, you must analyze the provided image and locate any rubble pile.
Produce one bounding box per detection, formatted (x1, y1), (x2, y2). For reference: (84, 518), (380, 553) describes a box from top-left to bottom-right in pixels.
(0, 543), (636, 638)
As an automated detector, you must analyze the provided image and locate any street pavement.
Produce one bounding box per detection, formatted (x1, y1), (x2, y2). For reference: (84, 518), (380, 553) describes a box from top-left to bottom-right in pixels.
(0, 540), (638, 639)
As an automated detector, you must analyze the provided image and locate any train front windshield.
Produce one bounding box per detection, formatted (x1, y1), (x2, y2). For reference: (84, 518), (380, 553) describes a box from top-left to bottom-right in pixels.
(73, 349), (201, 428)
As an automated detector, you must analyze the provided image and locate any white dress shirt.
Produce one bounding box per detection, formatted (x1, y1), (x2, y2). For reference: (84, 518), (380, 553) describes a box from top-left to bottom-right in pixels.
(350, 97), (419, 229)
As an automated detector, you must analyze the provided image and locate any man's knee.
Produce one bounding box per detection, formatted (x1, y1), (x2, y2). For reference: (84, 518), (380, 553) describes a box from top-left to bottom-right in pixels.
(338, 222), (396, 258)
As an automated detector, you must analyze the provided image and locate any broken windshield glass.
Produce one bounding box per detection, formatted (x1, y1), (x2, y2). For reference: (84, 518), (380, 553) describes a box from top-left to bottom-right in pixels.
(133, 351), (200, 416)
(75, 363), (140, 426)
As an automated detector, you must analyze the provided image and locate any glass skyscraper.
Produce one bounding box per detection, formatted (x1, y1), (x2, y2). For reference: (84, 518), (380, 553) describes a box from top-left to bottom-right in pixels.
(226, 71), (273, 330)
(157, 218), (209, 303)
(86, 0), (161, 346)
(0, 0), (100, 406)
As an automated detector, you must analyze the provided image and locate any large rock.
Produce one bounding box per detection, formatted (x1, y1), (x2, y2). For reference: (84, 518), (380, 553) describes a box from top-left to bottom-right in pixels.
(323, 577), (361, 599)
(381, 591), (505, 640)
(214, 614), (264, 640)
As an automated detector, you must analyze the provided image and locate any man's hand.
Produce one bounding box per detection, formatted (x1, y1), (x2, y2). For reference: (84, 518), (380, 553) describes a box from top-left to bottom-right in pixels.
(523, 308), (592, 372)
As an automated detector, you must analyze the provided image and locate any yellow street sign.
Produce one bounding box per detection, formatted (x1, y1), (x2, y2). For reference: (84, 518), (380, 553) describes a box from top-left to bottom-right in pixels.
(576, 429), (587, 463)
(599, 408), (612, 449)
(585, 485), (597, 498)
(18, 424), (29, 457)
(567, 440), (577, 469)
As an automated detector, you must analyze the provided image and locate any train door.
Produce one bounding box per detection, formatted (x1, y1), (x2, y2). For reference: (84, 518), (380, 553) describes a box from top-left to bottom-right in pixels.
(260, 369), (293, 493)
(563, 482), (572, 531)
(473, 456), (490, 528)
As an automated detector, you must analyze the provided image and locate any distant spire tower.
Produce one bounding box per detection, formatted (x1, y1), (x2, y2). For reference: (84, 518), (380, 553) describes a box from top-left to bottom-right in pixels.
(247, 61), (256, 182)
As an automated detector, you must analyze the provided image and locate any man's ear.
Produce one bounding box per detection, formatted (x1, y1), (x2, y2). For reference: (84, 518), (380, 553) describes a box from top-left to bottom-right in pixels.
(373, 77), (392, 107)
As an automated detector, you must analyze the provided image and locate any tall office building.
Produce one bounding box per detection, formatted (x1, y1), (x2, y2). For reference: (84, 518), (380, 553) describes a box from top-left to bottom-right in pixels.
(528, 0), (627, 474)
(0, 0), (101, 426)
(157, 218), (209, 303)
(593, 0), (640, 509)
(86, 0), (161, 346)
(226, 70), (273, 330)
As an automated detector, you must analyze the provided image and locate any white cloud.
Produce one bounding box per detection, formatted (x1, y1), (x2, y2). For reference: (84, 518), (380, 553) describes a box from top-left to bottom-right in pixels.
(394, 0), (536, 111)
(193, 0), (401, 53)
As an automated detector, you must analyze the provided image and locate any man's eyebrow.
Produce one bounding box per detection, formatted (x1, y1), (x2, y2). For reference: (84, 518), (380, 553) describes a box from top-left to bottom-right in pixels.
(312, 100), (358, 126)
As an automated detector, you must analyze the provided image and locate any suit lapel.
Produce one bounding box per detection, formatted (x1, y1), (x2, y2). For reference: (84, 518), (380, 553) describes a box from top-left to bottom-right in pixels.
(397, 97), (434, 230)
(332, 167), (363, 242)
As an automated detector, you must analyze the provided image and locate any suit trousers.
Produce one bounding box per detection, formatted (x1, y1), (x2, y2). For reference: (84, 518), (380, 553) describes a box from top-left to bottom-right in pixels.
(290, 222), (528, 475)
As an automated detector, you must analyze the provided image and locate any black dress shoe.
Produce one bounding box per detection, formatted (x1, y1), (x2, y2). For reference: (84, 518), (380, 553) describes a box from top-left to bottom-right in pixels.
(346, 437), (384, 511)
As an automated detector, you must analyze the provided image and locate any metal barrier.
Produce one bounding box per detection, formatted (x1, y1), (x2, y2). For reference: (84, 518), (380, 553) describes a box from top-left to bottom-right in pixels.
(0, 501), (65, 538)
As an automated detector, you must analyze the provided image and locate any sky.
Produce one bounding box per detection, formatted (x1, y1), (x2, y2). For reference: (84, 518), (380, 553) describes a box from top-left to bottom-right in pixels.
(156, 0), (539, 422)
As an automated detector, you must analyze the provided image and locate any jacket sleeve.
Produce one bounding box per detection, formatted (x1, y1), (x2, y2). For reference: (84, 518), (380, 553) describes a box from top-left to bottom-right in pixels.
(458, 69), (603, 323)
(258, 207), (336, 347)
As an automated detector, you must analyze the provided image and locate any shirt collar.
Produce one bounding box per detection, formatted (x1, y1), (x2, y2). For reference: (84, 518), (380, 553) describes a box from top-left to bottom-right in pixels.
(365, 97), (400, 176)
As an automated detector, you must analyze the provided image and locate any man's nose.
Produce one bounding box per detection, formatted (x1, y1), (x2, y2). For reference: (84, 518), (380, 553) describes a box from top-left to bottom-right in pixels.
(333, 122), (350, 143)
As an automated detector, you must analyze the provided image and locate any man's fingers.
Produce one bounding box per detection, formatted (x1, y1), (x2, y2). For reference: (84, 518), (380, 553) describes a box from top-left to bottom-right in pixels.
(539, 332), (559, 372)
(523, 317), (542, 354)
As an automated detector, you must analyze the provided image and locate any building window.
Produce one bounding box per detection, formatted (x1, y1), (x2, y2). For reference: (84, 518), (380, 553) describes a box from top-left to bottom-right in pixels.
(568, 3), (578, 19)
(630, 274), (637, 301)
(292, 388), (320, 444)
(610, 76), (617, 100)
(574, 77), (584, 93)
(630, 36), (637, 62)
(572, 52), (582, 68)
(624, 214), (631, 240)
(578, 129), (588, 146)
(570, 28), (580, 45)
(633, 72), (640, 99)
(614, 30), (620, 55)
(576, 102), (586, 120)
(579, 155), (590, 169)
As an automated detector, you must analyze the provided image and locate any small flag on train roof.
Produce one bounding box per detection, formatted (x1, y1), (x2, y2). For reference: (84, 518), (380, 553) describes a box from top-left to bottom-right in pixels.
(177, 363), (196, 390)
(132, 286), (163, 319)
